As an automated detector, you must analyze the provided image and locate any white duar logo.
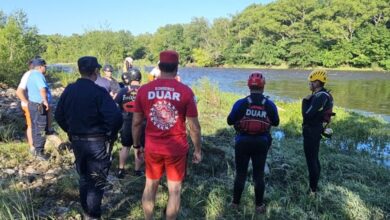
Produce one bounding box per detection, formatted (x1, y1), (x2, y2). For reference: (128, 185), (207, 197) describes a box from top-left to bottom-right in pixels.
(150, 100), (178, 130)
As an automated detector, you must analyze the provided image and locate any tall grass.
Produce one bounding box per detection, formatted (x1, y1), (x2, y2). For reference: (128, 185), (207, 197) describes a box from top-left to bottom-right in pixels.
(0, 189), (37, 220)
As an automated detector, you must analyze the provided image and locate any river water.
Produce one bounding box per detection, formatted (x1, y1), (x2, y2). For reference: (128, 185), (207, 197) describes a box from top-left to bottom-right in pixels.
(164, 67), (389, 166)
(169, 67), (390, 122)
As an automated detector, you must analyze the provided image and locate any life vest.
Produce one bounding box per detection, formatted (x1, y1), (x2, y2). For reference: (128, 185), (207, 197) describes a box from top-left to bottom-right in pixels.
(237, 97), (271, 135)
(316, 90), (335, 124)
(122, 85), (140, 113)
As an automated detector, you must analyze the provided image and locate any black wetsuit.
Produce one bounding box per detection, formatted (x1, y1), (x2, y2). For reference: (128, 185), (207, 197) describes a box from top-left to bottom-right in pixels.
(302, 88), (333, 192)
(227, 93), (279, 206)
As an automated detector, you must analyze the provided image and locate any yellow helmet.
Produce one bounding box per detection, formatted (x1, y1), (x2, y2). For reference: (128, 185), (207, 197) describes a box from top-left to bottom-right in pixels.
(308, 69), (328, 83)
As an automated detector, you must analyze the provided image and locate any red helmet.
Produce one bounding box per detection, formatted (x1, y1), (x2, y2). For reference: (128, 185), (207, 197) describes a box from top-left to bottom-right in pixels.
(247, 72), (265, 89)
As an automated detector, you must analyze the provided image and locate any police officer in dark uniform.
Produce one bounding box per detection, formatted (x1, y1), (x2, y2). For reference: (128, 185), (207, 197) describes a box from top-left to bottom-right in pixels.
(115, 69), (145, 178)
(55, 56), (122, 219)
(227, 72), (279, 214)
(302, 69), (334, 195)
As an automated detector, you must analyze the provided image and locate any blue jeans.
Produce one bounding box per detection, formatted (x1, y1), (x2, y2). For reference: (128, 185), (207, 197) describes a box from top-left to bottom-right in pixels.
(28, 102), (47, 153)
(72, 139), (112, 218)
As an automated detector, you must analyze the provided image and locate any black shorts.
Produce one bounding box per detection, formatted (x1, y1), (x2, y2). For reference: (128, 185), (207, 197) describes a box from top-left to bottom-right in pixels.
(120, 116), (145, 147)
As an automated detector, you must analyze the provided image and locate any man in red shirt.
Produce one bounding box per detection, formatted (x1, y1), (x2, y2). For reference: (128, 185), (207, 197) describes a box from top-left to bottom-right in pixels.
(132, 50), (202, 220)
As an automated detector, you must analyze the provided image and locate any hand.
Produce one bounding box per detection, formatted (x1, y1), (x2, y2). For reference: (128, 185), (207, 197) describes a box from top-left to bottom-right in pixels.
(135, 148), (144, 161)
(43, 101), (49, 111)
(192, 150), (202, 164)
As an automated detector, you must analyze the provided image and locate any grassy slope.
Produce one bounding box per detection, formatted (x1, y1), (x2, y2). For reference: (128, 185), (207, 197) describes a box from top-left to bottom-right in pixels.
(0, 78), (389, 219)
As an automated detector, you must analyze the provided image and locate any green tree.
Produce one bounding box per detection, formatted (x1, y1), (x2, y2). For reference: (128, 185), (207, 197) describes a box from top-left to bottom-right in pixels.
(192, 48), (214, 67)
(0, 10), (42, 87)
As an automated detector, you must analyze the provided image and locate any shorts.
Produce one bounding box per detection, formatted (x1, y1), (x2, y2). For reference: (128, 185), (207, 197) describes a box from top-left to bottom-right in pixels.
(22, 105), (31, 128)
(145, 152), (187, 181)
(120, 117), (145, 147)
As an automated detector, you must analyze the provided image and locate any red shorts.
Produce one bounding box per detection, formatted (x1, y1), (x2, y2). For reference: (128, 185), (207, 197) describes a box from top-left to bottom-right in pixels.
(145, 152), (187, 181)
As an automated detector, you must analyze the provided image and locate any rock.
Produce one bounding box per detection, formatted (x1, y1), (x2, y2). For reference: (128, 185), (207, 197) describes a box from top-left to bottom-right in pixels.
(25, 166), (40, 175)
(46, 135), (63, 149)
(46, 169), (56, 174)
(32, 178), (43, 188)
(56, 206), (69, 215)
(3, 168), (16, 175)
(37, 163), (50, 171)
(44, 173), (56, 180)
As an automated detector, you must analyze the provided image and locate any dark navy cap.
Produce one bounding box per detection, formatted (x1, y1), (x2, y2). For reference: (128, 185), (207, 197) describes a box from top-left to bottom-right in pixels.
(31, 58), (46, 67)
(103, 64), (114, 72)
(78, 56), (102, 72)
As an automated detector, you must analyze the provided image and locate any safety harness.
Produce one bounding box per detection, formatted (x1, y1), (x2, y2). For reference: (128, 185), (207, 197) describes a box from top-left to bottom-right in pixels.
(316, 90), (336, 138)
(236, 96), (271, 135)
(316, 90), (336, 124)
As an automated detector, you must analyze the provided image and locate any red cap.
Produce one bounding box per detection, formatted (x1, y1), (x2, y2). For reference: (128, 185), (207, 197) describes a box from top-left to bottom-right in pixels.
(159, 50), (179, 64)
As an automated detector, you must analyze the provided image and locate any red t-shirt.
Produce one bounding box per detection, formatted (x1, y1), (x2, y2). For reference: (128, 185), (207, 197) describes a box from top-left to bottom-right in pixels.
(134, 78), (198, 155)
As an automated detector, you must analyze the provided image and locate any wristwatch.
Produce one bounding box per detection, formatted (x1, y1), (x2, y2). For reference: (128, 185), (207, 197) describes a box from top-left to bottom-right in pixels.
(133, 145), (141, 149)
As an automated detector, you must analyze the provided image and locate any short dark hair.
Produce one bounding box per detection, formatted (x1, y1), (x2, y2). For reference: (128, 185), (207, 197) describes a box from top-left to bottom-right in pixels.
(158, 62), (178, 73)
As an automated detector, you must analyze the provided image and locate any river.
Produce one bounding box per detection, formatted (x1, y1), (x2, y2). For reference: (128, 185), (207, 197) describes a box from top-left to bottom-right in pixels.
(166, 67), (390, 122)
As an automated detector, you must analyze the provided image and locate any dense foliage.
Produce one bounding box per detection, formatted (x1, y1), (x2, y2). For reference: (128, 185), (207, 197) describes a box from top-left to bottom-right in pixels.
(0, 10), (43, 86)
(0, 0), (389, 86)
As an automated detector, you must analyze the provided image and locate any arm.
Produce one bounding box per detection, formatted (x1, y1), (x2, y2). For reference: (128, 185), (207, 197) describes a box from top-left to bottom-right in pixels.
(40, 88), (49, 110)
(99, 92), (123, 137)
(132, 112), (145, 160)
(303, 94), (327, 120)
(227, 99), (246, 125)
(267, 101), (280, 127)
(16, 88), (29, 104)
(54, 90), (69, 132)
(187, 117), (202, 164)
(132, 112), (144, 147)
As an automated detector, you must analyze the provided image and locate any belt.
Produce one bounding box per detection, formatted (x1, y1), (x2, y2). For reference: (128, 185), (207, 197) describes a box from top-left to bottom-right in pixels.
(71, 135), (107, 142)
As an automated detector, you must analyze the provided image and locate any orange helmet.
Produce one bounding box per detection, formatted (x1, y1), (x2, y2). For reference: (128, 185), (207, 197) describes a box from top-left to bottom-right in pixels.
(247, 72), (266, 89)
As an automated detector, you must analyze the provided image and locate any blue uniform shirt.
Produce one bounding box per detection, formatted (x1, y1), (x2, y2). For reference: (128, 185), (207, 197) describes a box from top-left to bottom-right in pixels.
(55, 78), (123, 137)
(26, 70), (51, 103)
(227, 93), (279, 143)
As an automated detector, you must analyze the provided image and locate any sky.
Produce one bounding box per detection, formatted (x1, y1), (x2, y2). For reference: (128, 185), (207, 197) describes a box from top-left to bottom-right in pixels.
(1, 0), (273, 36)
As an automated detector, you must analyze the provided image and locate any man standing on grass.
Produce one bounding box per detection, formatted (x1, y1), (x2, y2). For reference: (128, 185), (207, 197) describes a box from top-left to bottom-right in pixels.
(26, 58), (51, 160)
(102, 64), (120, 98)
(227, 72), (279, 214)
(132, 50), (202, 220)
(302, 69), (334, 196)
(16, 58), (36, 153)
(115, 69), (146, 178)
(55, 56), (122, 219)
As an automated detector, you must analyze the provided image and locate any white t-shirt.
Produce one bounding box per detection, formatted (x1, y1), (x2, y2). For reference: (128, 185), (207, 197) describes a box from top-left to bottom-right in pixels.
(17, 70), (31, 106)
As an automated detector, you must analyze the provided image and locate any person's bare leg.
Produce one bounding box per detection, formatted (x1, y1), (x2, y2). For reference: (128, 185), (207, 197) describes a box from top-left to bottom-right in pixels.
(142, 178), (159, 220)
(166, 180), (182, 220)
(27, 126), (33, 148)
(119, 147), (130, 169)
